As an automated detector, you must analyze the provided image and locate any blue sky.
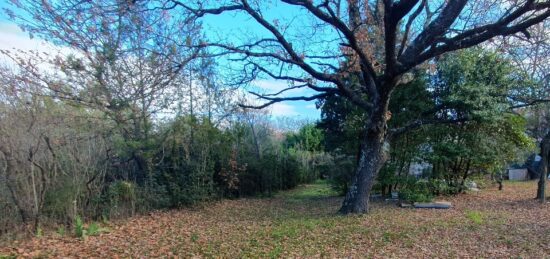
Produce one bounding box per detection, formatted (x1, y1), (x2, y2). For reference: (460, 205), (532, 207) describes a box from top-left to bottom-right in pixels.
(0, 1), (322, 120)
(199, 3), (325, 120)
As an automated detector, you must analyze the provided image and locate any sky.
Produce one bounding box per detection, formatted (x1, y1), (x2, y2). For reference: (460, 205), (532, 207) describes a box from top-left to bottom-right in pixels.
(196, 2), (325, 120)
(0, 1), (322, 120)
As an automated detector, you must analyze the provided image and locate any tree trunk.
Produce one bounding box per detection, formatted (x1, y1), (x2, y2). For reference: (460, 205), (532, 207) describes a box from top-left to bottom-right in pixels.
(536, 132), (549, 202)
(497, 170), (503, 191)
(537, 153), (547, 202)
(339, 114), (389, 214)
(458, 160), (471, 193)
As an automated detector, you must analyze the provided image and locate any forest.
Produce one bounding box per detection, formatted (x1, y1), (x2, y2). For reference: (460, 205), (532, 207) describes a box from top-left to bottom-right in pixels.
(0, 0), (549, 257)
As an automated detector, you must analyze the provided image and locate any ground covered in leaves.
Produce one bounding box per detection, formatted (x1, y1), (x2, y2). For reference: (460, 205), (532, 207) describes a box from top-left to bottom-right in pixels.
(1, 180), (549, 258)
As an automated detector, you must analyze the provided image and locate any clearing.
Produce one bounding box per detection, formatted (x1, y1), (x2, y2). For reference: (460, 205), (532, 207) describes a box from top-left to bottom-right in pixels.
(1, 180), (549, 258)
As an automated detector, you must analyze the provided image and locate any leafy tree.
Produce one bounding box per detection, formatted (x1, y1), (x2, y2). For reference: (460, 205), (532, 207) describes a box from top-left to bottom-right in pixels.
(319, 48), (536, 197)
(177, 0), (550, 213)
(284, 124), (324, 152)
(425, 49), (535, 191)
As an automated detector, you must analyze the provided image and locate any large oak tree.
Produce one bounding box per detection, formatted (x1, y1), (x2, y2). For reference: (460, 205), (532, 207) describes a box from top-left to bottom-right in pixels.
(166, 0), (550, 213)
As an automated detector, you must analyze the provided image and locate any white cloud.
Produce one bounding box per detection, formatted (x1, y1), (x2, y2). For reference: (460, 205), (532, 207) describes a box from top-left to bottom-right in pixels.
(0, 22), (51, 52)
(253, 79), (288, 91)
(269, 102), (299, 116)
(252, 79), (305, 96)
(0, 22), (78, 65)
(239, 80), (310, 117)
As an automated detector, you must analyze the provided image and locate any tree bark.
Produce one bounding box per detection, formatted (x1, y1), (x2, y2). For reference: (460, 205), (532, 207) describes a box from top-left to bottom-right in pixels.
(339, 110), (389, 214)
(536, 132), (549, 202)
(537, 152), (547, 202)
(497, 170), (503, 191)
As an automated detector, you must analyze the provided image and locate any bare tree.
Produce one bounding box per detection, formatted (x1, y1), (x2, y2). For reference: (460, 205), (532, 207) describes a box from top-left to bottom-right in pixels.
(169, 0), (550, 213)
(493, 20), (550, 200)
(3, 0), (202, 184)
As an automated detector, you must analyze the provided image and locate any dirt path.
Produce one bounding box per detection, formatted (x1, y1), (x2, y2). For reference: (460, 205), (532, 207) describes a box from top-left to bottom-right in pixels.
(1, 181), (549, 258)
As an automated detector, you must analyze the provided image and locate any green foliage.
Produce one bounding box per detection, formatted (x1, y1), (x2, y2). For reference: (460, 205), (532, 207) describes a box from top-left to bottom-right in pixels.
(280, 179), (338, 201)
(42, 180), (78, 221)
(87, 222), (100, 236)
(57, 226), (66, 237)
(109, 181), (135, 201)
(321, 154), (356, 195)
(465, 210), (484, 224)
(428, 179), (461, 195)
(74, 216), (106, 238)
(317, 94), (365, 156)
(103, 181), (137, 219)
(317, 48), (536, 199)
(135, 182), (171, 212)
(74, 216), (84, 238)
(398, 179), (434, 203)
(35, 225), (43, 238)
(284, 124), (324, 152)
(428, 49), (534, 175)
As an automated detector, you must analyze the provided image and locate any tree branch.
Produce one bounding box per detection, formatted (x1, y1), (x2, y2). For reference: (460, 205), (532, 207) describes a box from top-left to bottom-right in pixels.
(413, 12), (549, 73)
(239, 92), (332, 109)
(389, 118), (468, 138)
(399, 0), (469, 66)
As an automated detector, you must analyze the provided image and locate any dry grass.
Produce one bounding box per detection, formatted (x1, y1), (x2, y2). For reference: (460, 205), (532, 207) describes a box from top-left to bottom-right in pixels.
(1, 180), (549, 258)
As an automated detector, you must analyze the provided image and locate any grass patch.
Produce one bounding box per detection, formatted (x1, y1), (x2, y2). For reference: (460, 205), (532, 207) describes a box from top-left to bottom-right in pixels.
(280, 180), (338, 201)
(465, 210), (484, 224)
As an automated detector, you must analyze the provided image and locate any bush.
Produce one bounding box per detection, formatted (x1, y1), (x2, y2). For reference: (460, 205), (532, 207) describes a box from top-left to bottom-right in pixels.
(87, 222), (100, 236)
(429, 179), (461, 195)
(104, 181), (136, 219)
(135, 182), (170, 212)
(399, 189), (433, 203)
(399, 179), (434, 203)
(74, 216), (84, 238)
(323, 154), (355, 195)
(56, 226), (66, 236)
(74, 216), (106, 238)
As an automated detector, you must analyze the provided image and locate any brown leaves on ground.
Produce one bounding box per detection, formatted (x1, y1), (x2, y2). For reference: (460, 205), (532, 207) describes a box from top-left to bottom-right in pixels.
(1, 181), (549, 258)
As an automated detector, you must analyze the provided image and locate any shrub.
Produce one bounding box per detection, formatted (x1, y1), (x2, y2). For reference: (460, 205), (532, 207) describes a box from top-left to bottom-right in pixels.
(87, 222), (100, 236)
(399, 179), (434, 203)
(399, 189), (433, 203)
(74, 216), (84, 238)
(323, 154), (355, 195)
(35, 225), (43, 238)
(57, 226), (65, 236)
(108, 181), (135, 202)
(105, 181), (137, 218)
(429, 179), (461, 195)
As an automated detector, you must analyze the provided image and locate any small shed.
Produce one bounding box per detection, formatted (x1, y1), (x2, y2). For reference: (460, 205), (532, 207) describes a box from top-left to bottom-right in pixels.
(508, 168), (529, 181)
(507, 154), (542, 180)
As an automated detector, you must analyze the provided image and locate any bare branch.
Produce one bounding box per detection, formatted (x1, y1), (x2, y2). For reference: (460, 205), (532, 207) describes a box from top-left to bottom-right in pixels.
(397, 0), (426, 57)
(239, 92), (332, 109)
(169, 1), (244, 17)
(399, 0), (469, 66)
(399, 1), (550, 73)
(281, 0), (378, 83)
